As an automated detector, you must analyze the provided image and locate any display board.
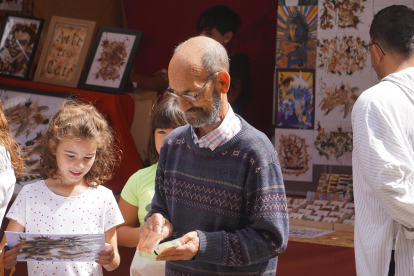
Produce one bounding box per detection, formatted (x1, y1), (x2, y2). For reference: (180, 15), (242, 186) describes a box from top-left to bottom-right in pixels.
(274, 0), (414, 194)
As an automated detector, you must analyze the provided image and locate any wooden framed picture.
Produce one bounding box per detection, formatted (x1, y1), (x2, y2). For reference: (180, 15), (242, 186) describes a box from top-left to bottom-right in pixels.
(0, 84), (72, 190)
(34, 16), (96, 88)
(0, 14), (44, 80)
(275, 68), (315, 129)
(78, 26), (143, 94)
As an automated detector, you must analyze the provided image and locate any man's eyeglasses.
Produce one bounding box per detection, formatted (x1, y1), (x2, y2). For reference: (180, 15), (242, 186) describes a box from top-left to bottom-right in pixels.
(166, 71), (219, 103)
(364, 43), (386, 56)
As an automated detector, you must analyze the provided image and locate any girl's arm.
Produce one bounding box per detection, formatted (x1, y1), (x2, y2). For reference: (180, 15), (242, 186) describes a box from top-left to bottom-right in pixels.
(97, 226), (120, 271)
(116, 197), (140, 247)
(1, 219), (24, 270)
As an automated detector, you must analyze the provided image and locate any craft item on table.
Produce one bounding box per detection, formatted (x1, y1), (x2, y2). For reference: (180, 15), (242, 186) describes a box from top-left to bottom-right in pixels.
(289, 225), (336, 239)
(318, 192), (327, 200)
(346, 175), (353, 201)
(338, 208), (354, 214)
(286, 197), (293, 204)
(313, 200), (329, 206)
(336, 174), (350, 194)
(342, 219), (355, 225)
(344, 203), (355, 210)
(292, 198), (308, 207)
(306, 191), (315, 202)
(330, 201), (345, 208)
(350, 215), (355, 220)
(328, 212), (345, 218)
(154, 239), (182, 255)
(314, 210), (330, 217)
(305, 205), (321, 211)
(298, 209), (314, 216)
(320, 205), (338, 212)
(137, 229), (163, 254)
(4, 232), (105, 262)
(327, 174), (340, 193)
(322, 217), (339, 223)
(316, 173), (330, 192)
(290, 213), (305, 220)
(305, 215), (322, 222)
(288, 207), (293, 212)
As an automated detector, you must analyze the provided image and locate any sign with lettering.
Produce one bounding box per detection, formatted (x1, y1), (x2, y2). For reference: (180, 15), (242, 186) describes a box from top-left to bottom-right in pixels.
(34, 17), (95, 88)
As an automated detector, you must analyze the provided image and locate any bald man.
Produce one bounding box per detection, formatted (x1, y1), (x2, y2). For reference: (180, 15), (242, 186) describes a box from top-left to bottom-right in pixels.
(141, 36), (288, 276)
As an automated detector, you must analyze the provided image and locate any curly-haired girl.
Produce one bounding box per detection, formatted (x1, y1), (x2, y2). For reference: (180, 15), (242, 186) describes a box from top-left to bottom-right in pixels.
(1, 99), (124, 276)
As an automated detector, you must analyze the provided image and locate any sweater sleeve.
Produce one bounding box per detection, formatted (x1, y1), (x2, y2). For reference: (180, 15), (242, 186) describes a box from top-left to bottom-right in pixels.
(194, 162), (289, 266)
(352, 93), (414, 239)
(145, 162), (171, 222)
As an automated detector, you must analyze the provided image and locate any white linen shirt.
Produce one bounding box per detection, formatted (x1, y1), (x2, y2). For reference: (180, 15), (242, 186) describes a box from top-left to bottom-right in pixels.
(352, 67), (414, 276)
(0, 146), (16, 224)
(7, 180), (124, 276)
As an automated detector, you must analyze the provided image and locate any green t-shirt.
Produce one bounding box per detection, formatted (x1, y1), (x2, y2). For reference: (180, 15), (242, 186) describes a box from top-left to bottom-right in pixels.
(121, 163), (157, 226)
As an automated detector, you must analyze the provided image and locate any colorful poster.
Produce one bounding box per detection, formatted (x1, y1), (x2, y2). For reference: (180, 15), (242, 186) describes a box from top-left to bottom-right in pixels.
(313, 121), (353, 166)
(315, 77), (370, 122)
(318, 0), (373, 33)
(275, 128), (313, 182)
(275, 69), (315, 129)
(316, 32), (371, 78)
(276, 5), (318, 68)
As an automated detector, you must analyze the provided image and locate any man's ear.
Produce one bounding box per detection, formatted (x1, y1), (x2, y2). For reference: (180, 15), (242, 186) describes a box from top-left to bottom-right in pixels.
(372, 44), (385, 62)
(223, 31), (233, 44)
(215, 71), (231, 95)
(49, 139), (57, 155)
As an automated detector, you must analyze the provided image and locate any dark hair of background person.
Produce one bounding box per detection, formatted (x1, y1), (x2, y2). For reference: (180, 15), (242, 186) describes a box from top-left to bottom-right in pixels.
(196, 5), (242, 40)
(146, 94), (187, 166)
(40, 99), (122, 186)
(0, 100), (26, 177)
(286, 11), (309, 44)
(370, 5), (414, 57)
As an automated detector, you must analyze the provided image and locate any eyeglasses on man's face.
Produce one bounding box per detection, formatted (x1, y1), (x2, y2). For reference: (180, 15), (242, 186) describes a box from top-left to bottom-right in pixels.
(166, 70), (220, 103)
(364, 42), (386, 56)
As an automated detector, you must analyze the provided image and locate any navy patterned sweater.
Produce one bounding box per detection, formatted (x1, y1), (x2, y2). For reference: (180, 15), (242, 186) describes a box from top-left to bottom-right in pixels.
(147, 118), (289, 276)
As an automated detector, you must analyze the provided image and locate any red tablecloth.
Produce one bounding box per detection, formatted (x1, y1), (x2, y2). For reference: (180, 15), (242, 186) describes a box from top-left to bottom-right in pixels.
(0, 76), (143, 193)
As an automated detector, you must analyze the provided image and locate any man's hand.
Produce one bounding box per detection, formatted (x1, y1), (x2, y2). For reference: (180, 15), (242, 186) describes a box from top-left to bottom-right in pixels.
(140, 213), (173, 241)
(2, 246), (20, 269)
(155, 231), (199, 261)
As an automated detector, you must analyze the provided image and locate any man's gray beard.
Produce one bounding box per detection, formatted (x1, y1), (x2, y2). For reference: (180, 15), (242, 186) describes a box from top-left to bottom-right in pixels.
(185, 87), (222, 128)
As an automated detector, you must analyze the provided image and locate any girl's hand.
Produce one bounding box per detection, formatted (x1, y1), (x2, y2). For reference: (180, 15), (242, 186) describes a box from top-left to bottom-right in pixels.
(96, 243), (114, 265)
(3, 246), (21, 269)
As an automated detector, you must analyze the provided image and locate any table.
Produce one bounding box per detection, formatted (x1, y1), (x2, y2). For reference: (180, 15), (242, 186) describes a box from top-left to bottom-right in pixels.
(0, 77), (143, 193)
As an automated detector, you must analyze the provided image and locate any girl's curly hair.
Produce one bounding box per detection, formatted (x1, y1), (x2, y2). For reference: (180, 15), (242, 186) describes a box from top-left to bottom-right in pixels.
(0, 100), (26, 177)
(40, 99), (121, 187)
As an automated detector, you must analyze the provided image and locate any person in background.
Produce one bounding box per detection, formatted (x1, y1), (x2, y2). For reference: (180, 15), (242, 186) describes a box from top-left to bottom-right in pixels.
(0, 99), (26, 224)
(0, 99), (124, 276)
(197, 5), (251, 119)
(140, 36), (288, 276)
(116, 95), (186, 274)
(352, 5), (414, 276)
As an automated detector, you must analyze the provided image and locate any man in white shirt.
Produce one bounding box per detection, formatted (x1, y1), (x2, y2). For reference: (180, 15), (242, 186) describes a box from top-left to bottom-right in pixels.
(352, 5), (414, 276)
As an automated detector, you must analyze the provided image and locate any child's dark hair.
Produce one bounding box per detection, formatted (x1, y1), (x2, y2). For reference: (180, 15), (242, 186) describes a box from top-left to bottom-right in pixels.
(197, 5), (242, 39)
(40, 99), (121, 186)
(0, 99), (27, 177)
(147, 95), (186, 165)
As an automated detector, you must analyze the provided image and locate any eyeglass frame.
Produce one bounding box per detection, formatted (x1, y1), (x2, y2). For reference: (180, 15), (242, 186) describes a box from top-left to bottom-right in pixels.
(166, 70), (220, 103)
(364, 42), (386, 56)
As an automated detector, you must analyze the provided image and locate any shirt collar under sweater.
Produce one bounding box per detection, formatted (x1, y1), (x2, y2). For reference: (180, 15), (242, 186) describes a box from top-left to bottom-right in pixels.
(191, 104), (242, 151)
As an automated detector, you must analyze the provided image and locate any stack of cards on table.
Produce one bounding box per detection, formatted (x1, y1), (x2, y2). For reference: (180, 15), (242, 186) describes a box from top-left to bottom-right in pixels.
(287, 198), (307, 213)
(289, 200), (355, 223)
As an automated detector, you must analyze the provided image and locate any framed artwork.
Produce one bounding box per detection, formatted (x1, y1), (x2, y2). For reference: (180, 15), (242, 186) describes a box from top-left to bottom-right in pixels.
(0, 14), (44, 80)
(276, 5), (318, 68)
(78, 26), (143, 94)
(275, 68), (315, 129)
(33, 16), (96, 88)
(0, 0), (23, 11)
(0, 84), (72, 192)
